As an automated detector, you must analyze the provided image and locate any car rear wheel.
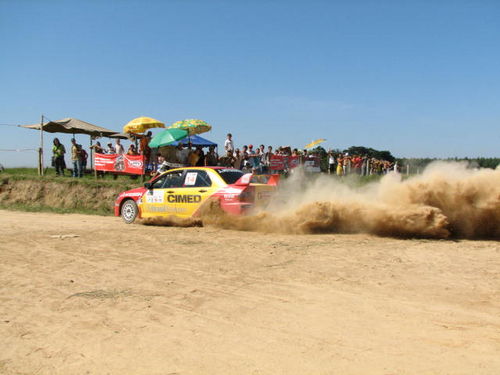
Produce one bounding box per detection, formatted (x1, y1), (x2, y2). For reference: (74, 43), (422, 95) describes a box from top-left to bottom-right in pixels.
(121, 200), (138, 224)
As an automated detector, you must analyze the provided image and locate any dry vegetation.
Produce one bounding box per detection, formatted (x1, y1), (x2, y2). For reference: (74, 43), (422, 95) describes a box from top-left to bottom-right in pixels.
(0, 172), (136, 215)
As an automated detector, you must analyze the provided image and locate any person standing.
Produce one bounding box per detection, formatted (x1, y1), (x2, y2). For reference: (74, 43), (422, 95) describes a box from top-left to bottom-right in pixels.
(219, 150), (235, 167)
(127, 144), (138, 155)
(90, 141), (104, 154)
(205, 145), (219, 166)
(233, 148), (244, 169)
(70, 138), (82, 178)
(328, 150), (335, 175)
(154, 154), (170, 177)
(253, 145), (263, 173)
(224, 133), (234, 153)
(106, 143), (115, 154)
(52, 138), (66, 176)
(195, 146), (205, 166)
(262, 146), (273, 173)
(79, 145), (88, 175)
(336, 154), (344, 176)
(114, 139), (125, 154)
(188, 147), (200, 166)
(140, 131), (152, 169)
(175, 144), (188, 166)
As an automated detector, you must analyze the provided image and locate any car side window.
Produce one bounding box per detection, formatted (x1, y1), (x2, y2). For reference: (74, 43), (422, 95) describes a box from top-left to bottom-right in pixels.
(163, 171), (184, 188)
(150, 176), (166, 189)
(182, 170), (212, 188)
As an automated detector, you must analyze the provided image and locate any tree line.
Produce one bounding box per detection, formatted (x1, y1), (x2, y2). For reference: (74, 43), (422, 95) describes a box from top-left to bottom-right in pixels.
(312, 146), (499, 171)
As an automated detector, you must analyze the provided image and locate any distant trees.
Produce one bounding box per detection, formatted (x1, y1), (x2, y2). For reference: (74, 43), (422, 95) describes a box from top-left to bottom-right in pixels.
(307, 145), (499, 173)
(342, 146), (396, 162)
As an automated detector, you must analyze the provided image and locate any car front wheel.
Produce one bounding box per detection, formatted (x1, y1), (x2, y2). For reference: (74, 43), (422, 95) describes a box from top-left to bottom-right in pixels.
(121, 199), (138, 224)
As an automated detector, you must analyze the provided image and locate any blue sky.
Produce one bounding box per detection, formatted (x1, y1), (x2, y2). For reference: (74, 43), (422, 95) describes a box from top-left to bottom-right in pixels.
(1, 0), (499, 167)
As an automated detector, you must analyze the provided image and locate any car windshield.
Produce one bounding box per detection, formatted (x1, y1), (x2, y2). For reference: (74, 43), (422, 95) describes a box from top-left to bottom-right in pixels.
(216, 169), (244, 184)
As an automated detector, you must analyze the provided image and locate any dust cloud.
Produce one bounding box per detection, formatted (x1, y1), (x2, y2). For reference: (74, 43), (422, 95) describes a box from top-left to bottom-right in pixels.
(202, 162), (500, 239)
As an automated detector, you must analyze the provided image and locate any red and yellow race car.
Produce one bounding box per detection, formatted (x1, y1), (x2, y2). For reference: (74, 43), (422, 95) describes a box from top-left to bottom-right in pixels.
(115, 167), (279, 223)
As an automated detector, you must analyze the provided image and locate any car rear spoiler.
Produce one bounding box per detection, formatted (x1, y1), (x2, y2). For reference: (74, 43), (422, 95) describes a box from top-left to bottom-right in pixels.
(234, 173), (281, 186)
(234, 173), (253, 186)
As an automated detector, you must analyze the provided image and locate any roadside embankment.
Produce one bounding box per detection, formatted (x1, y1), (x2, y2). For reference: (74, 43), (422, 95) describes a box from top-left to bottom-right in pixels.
(0, 175), (137, 215)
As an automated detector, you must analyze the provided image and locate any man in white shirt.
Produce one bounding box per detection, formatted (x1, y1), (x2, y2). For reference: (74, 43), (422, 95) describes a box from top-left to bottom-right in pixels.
(114, 139), (125, 154)
(175, 144), (190, 166)
(224, 133), (234, 153)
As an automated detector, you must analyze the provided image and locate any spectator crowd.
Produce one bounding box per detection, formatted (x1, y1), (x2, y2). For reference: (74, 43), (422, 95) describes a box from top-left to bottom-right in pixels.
(327, 151), (397, 176)
(51, 132), (396, 177)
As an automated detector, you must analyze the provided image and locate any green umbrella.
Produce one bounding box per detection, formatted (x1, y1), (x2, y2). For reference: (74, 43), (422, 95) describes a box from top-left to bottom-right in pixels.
(149, 128), (188, 148)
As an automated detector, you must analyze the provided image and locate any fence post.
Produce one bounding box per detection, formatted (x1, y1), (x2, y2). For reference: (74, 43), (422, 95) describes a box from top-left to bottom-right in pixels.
(38, 114), (44, 176)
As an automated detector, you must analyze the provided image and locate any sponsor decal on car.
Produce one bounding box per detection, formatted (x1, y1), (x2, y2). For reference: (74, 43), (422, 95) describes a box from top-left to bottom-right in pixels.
(147, 206), (177, 213)
(145, 190), (164, 203)
(184, 172), (198, 186)
(167, 194), (202, 203)
(121, 192), (143, 198)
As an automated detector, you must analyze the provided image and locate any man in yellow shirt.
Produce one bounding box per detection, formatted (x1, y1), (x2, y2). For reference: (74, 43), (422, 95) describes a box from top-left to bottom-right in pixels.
(52, 138), (66, 176)
(70, 138), (82, 178)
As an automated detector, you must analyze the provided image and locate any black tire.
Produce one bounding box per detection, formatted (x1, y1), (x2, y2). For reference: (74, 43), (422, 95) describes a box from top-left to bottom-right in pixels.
(121, 199), (138, 224)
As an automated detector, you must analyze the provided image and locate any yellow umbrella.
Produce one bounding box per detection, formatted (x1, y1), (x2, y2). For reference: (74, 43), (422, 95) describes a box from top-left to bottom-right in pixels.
(123, 117), (165, 134)
(304, 138), (326, 149)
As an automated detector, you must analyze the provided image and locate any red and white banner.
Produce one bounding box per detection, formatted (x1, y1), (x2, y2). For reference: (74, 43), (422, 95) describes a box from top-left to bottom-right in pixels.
(269, 155), (321, 172)
(94, 153), (145, 174)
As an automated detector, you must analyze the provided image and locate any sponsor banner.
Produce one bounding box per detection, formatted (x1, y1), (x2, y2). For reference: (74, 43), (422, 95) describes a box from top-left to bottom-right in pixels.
(94, 153), (145, 174)
(269, 155), (320, 172)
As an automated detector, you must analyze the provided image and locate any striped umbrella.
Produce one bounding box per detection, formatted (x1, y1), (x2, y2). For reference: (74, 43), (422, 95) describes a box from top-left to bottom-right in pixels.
(169, 119), (212, 136)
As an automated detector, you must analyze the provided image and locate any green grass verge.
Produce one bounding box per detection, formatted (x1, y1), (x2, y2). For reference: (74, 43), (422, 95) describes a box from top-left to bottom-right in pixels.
(0, 202), (114, 216)
(1, 168), (144, 190)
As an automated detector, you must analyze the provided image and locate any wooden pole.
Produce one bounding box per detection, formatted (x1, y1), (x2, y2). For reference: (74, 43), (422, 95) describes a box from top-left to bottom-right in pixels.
(89, 136), (93, 170)
(92, 135), (97, 179)
(39, 114), (44, 176)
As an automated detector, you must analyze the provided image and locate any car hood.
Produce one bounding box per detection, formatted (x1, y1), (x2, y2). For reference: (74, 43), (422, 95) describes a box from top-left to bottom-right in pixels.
(118, 187), (147, 200)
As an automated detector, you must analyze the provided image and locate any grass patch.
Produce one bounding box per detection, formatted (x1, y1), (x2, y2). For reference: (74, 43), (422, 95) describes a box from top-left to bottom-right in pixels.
(1, 167), (145, 190)
(0, 202), (114, 216)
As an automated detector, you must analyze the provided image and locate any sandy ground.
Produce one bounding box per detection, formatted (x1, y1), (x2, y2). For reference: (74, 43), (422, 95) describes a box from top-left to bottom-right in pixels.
(0, 210), (499, 375)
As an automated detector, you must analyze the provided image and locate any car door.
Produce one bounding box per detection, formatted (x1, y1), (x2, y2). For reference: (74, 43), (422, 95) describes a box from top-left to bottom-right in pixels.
(174, 169), (217, 217)
(141, 170), (184, 218)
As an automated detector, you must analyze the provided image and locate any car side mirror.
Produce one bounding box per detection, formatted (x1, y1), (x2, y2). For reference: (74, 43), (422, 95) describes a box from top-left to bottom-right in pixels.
(144, 182), (152, 189)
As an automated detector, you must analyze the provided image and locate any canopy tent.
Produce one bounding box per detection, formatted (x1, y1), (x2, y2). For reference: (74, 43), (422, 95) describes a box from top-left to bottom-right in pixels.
(21, 117), (120, 175)
(168, 134), (217, 148)
(21, 117), (118, 137)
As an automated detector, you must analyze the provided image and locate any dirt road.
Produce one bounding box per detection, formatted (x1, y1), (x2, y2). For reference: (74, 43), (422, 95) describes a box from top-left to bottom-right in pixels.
(1, 210), (499, 374)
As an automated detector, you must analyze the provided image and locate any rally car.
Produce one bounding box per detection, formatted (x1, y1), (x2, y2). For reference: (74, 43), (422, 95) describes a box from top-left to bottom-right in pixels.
(115, 167), (279, 223)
